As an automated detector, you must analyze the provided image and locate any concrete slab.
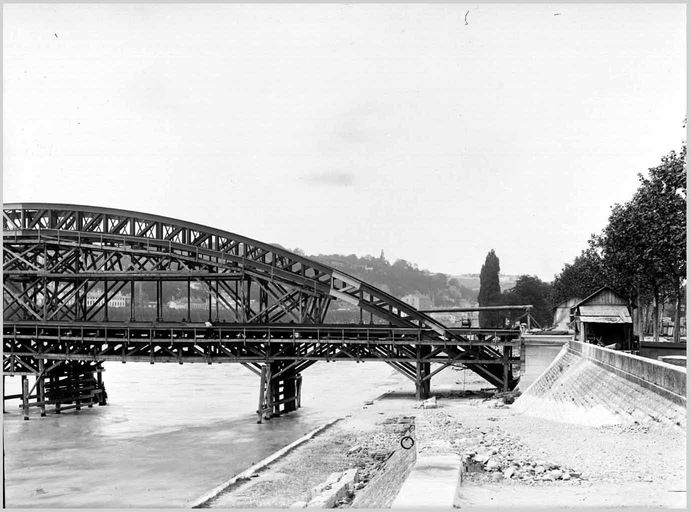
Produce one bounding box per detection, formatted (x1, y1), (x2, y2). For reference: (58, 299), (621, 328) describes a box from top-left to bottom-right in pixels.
(391, 454), (460, 508)
(454, 482), (687, 509)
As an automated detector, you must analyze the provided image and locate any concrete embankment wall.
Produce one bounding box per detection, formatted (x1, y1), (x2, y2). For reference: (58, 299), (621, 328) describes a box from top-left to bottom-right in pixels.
(350, 445), (416, 508)
(514, 340), (686, 429)
(517, 335), (571, 391)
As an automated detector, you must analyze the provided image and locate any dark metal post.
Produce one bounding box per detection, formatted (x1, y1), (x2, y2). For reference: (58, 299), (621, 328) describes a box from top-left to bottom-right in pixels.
(104, 280), (109, 322)
(97, 363), (107, 405)
(245, 279), (251, 322)
(130, 280), (135, 322)
(208, 283), (212, 322)
(187, 278), (191, 321)
(156, 281), (162, 322)
(21, 375), (29, 420)
(234, 280), (239, 321)
(54, 375), (61, 414)
(38, 359), (46, 417)
(215, 279), (220, 322)
(296, 373), (302, 408)
(257, 365), (265, 424)
(73, 365), (81, 411)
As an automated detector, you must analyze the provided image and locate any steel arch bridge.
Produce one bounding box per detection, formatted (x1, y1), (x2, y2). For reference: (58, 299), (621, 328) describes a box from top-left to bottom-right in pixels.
(3, 203), (521, 422)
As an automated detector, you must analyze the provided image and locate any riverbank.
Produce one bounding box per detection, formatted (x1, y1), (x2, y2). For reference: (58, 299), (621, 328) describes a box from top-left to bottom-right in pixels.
(203, 365), (686, 509)
(205, 392), (420, 508)
(3, 362), (409, 508)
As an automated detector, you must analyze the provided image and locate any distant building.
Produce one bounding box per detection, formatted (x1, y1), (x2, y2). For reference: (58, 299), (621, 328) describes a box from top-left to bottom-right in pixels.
(401, 294), (421, 309)
(86, 291), (130, 308)
(167, 296), (228, 310)
(401, 293), (433, 311)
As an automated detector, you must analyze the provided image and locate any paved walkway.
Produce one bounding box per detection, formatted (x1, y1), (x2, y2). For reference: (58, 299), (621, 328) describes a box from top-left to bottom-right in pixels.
(390, 454), (461, 508)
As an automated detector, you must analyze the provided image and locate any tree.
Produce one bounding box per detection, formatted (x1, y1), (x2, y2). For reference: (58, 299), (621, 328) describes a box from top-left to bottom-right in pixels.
(503, 275), (553, 328)
(598, 146), (687, 342)
(639, 146), (686, 342)
(551, 246), (608, 307)
(478, 250), (502, 327)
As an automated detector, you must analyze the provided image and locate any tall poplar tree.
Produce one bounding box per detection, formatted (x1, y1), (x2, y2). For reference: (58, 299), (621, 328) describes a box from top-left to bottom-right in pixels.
(478, 249), (501, 327)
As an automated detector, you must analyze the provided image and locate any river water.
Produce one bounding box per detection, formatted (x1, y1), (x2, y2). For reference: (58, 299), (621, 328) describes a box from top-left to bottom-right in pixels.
(3, 342), (566, 508)
(3, 361), (409, 508)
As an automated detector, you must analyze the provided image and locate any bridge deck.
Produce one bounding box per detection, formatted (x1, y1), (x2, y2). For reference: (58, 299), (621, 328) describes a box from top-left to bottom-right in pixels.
(4, 322), (521, 369)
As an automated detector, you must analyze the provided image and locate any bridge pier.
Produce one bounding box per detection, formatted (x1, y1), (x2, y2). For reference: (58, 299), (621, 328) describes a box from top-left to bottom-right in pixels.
(415, 362), (431, 400)
(256, 361), (303, 424)
(415, 346), (432, 400)
(5, 361), (107, 419)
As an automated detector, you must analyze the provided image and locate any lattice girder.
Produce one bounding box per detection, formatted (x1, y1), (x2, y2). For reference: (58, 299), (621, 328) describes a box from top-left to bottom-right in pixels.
(3, 203), (518, 389)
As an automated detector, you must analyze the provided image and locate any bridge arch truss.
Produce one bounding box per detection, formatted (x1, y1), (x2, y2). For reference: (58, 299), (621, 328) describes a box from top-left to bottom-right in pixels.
(3, 203), (520, 421)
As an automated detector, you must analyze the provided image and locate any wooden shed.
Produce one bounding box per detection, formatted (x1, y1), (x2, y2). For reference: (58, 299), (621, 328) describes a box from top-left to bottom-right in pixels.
(570, 287), (634, 350)
(553, 297), (582, 332)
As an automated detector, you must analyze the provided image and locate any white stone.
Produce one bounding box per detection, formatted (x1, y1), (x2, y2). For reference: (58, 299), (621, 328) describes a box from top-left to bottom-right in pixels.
(347, 444), (362, 455)
(486, 459), (501, 471)
(422, 397), (438, 409)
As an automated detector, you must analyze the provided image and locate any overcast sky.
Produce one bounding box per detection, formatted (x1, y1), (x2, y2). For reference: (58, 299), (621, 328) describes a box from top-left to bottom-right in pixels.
(3, 3), (686, 281)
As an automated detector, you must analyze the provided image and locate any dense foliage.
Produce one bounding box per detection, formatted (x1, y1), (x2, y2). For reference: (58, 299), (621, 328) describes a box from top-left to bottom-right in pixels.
(551, 247), (608, 306)
(501, 275), (554, 328)
(552, 143), (687, 341)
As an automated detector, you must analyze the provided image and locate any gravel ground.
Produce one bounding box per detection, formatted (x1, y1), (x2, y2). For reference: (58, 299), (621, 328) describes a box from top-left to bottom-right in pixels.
(421, 368), (687, 509)
(206, 365), (686, 509)
(206, 405), (414, 508)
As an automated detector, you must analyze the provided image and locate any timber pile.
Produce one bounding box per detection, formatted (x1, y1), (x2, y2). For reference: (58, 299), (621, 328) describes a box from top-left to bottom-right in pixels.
(44, 363), (106, 412)
(8, 361), (107, 419)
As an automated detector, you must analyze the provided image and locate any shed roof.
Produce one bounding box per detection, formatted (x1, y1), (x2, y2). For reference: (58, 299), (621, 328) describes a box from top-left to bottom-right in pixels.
(575, 304), (632, 324)
(571, 286), (627, 310)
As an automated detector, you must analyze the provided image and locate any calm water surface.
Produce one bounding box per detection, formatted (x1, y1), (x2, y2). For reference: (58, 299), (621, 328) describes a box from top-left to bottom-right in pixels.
(4, 361), (408, 508)
(3, 344), (565, 507)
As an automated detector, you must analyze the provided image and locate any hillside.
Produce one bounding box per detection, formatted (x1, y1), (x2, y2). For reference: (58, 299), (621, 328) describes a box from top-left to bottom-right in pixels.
(451, 273), (521, 292)
(311, 253), (478, 306)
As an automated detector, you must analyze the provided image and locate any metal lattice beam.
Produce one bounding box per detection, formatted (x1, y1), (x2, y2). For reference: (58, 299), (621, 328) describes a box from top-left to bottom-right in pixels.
(3, 203), (519, 389)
